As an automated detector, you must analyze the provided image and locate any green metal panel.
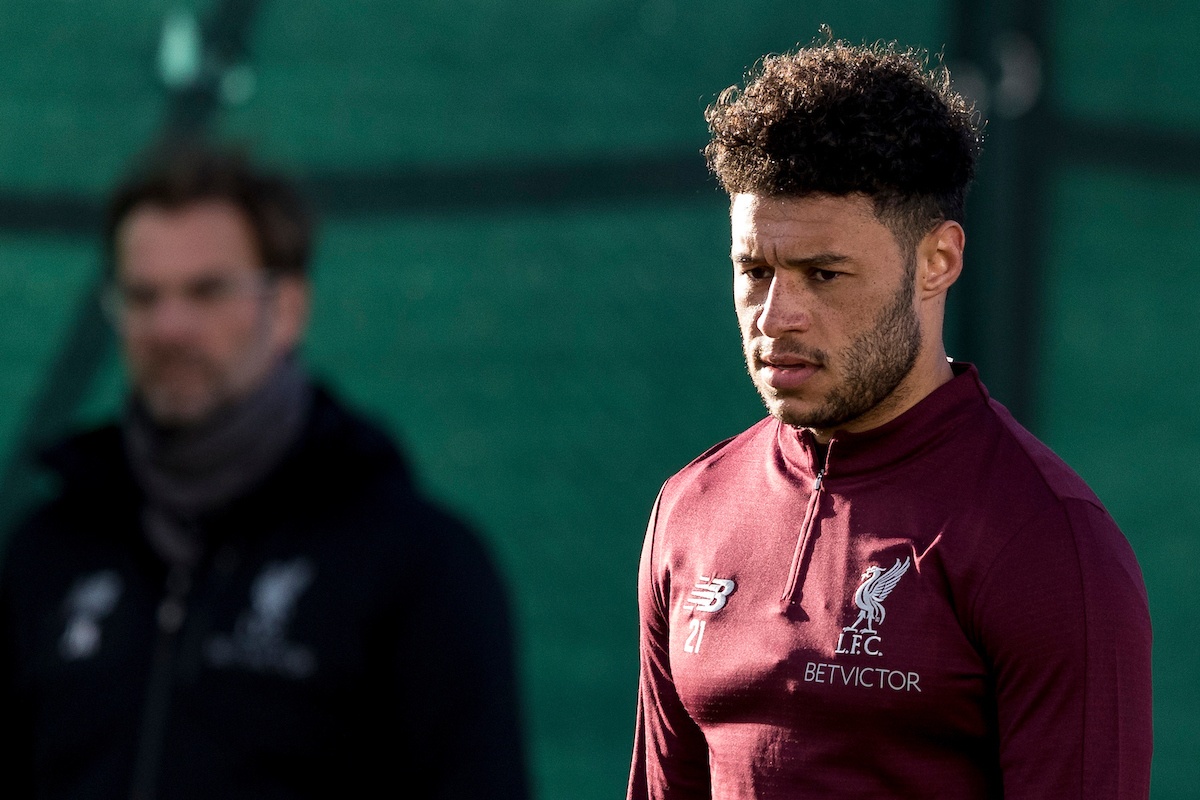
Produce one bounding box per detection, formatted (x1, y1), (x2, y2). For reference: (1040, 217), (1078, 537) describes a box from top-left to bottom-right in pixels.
(14, 1), (1196, 798)
(221, 0), (949, 171)
(1041, 167), (1199, 800)
(0, 236), (99, 446)
(304, 202), (764, 795)
(1054, 0), (1200, 129)
(0, 0), (179, 193)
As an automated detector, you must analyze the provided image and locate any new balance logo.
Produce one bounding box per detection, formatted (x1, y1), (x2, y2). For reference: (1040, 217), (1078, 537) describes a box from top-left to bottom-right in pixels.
(683, 575), (736, 613)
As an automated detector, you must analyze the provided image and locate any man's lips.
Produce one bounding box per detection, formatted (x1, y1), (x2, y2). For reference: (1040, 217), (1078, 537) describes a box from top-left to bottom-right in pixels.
(139, 353), (216, 385)
(756, 352), (821, 391)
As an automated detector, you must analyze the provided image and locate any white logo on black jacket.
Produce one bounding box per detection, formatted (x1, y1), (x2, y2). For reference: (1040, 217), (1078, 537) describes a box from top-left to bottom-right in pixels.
(59, 570), (123, 661)
(206, 557), (317, 679)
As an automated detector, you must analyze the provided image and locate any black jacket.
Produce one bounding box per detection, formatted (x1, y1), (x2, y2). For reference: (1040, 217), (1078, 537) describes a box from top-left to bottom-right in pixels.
(0, 388), (529, 799)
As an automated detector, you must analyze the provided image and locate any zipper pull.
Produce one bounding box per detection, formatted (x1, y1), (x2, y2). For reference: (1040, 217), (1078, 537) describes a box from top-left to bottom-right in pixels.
(815, 436), (835, 489)
(156, 564), (192, 635)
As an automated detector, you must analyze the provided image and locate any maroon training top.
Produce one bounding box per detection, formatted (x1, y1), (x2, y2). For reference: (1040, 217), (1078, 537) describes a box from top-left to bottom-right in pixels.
(628, 363), (1152, 799)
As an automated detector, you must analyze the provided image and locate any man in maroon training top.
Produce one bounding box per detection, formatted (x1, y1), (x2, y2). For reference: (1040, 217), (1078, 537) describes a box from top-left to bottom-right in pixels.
(627, 35), (1153, 800)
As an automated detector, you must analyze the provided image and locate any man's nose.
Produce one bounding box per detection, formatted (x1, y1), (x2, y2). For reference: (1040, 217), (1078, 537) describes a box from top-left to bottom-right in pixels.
(757, 274), (811, 338)
(140, 293), (201, 340)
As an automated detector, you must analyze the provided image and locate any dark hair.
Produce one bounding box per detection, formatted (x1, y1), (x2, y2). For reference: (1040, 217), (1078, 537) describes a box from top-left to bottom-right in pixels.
(704, 33), (983, 248)
(104, 145), (314, 278)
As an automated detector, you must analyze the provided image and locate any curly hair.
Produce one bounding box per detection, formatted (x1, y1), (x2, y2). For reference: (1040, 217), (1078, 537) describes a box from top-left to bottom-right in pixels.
(105, 144), (314, 279)
(705, 34), (983, 248)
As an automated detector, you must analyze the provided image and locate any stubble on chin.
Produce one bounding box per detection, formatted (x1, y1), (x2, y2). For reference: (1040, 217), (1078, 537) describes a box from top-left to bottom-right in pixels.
(746, 279), (921, 433)
(134, 358), (226, 427)
(139, 386), (221, 428)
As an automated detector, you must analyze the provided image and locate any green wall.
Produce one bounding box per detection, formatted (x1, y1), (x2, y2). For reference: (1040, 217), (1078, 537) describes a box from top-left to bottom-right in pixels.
(1040, 168), (1200, 796)
(2, 2), (1195, 798)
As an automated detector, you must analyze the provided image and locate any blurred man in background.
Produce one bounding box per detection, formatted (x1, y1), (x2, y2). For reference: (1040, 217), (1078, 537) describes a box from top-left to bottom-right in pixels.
(0, 145), (529, 799)
(628, 35), (1152, 799)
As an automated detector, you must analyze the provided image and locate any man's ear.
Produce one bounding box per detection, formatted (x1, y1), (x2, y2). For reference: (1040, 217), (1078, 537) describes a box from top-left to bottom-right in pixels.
(918, 220), (965, 298)
(272, 275), (311, 350)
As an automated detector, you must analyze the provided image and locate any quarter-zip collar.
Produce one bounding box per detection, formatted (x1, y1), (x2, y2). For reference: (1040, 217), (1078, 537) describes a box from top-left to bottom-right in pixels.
(774, 362), (987, 612)
(776, 361), (988, 484)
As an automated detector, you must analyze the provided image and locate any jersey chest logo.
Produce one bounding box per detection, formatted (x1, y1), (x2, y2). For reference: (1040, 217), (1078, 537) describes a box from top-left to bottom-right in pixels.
(680, 574), (736, 655)
(59, 570), (123, 661)
(683, 575), (737, 613)
(205, 557), (317, 679)
(835, 556), (910, 657)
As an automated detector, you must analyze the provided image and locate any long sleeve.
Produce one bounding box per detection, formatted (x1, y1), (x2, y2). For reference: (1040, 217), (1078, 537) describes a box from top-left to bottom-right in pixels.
(400, 503), (531, 800)
(0, 533), (37, 799)
(970, 499), (1153, 799)
(628, 492), (711, 800)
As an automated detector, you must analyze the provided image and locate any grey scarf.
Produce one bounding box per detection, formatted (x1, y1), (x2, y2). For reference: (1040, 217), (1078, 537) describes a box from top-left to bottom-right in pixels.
(122, 354), (314, 568)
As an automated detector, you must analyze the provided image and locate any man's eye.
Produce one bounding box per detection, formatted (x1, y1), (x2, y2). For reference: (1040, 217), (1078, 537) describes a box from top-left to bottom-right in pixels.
(811, 269), (840, 282)
(189, 278), (234, 303)
(743, 266), (773, 281)
(121, 287), (157, 310)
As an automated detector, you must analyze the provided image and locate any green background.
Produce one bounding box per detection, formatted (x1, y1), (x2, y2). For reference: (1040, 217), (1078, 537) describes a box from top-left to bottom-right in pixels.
(1, 2), (1196, 798)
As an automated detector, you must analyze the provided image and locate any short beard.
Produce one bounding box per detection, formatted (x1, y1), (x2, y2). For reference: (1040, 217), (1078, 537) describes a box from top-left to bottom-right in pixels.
(757, 276), (922, 430)
(136, 363), (231, 428)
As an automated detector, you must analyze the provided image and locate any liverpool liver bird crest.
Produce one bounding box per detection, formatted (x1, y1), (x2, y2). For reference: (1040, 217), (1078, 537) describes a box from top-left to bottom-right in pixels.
(843, 556), (911, 634)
